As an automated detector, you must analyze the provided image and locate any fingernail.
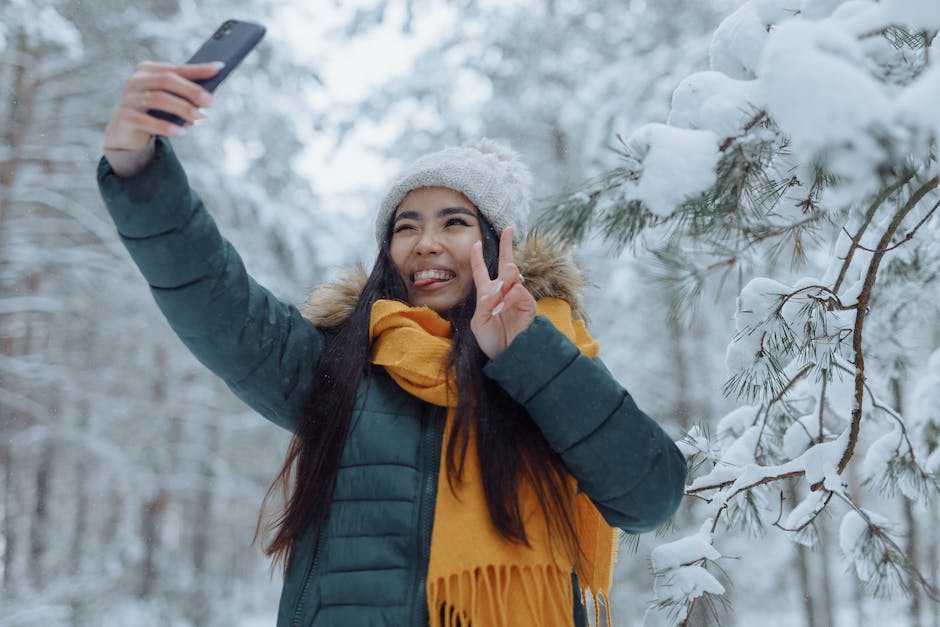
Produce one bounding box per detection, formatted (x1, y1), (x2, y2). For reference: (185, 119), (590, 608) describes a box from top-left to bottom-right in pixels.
(200, 93), (214, 106)
(210, 61), (225, 70)
(490, 280), (504, 297)
(492, 302), (504, 316)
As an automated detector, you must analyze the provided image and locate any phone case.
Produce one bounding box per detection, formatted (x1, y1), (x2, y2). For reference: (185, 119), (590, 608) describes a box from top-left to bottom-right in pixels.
(149, 19), (266, 126)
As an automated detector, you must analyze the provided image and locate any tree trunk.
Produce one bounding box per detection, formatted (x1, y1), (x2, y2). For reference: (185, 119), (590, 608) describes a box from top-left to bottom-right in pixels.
(788, 482), (816, 627)
(889, 377), (922, 626)
(68, 402), (91, 627)
(816, 518), (837, 627)
(140, 345), (169, 598)
(29, 442), (54, 587)
(139, 488), (169, 598)
(666, 284), (693, 431)
(1, 438), (17, 594)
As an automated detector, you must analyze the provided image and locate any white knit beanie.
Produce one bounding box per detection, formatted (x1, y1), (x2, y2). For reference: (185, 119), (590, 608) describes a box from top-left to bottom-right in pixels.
(375, 138), (533, 245)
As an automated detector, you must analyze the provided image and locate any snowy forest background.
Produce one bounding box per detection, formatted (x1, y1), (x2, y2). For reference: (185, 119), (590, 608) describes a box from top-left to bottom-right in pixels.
(2, 0), (939, 625)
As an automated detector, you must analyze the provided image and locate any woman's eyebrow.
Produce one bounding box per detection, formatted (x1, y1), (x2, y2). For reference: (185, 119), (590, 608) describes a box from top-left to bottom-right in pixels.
(393, 210), (421, 223)
(438, 207), (477, 219)
(393, 207), (477, 223)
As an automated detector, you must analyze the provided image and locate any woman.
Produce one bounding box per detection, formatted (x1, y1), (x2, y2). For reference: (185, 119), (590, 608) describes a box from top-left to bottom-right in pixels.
(98, 62), (686, 627)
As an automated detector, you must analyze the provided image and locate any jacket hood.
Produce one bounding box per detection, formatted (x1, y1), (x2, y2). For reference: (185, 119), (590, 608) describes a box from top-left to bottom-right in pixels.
(300, 231), (589, 327)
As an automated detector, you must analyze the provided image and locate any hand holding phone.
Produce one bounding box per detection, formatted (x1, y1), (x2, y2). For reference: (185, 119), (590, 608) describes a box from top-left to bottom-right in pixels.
(148, 20), (266, 125)
(103, 61), (218, 152)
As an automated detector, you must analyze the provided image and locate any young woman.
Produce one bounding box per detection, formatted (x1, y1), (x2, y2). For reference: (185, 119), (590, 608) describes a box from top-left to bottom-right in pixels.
(98, 62), (686, 627)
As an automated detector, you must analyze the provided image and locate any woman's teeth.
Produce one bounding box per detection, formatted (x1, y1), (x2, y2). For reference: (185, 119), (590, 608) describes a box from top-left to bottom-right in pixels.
(413, 269), (455, 283)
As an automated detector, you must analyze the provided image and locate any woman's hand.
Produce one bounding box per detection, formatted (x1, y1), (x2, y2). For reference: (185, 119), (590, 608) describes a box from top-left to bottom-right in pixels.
(103, 61), (221, 152)
(470, 226), (536, 360)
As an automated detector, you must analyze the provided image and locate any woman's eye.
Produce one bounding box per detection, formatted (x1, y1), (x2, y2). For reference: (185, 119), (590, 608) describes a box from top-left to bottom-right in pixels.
(445, 217), (469, 227)
(393, 224), (416, 233)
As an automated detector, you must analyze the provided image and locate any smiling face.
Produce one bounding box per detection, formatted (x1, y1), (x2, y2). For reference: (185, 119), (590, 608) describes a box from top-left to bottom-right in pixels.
(388, 186), (483, 313)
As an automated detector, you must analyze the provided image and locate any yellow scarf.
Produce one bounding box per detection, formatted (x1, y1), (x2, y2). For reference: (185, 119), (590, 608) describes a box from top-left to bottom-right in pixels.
(370, 297), (616, 627)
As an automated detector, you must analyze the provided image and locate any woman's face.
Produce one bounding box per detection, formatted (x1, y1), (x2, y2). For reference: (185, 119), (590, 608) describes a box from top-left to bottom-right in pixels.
(389, 186), (483, 313)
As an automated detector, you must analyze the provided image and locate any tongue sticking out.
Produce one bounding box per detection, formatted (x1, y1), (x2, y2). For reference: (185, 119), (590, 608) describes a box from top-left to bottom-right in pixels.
(412, 270), (456, 287)
(413, 276), (454, 287)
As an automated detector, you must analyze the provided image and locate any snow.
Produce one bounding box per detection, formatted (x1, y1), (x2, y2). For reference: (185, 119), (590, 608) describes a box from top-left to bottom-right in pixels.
(750, 0), (799, 24)
(782, 413), (818, 458)
(709, 2), (769, 80)
(838, 510), (870, 570)
(784, 488), (828, 531)
(911, 349), (940, 444)
(758, 19), (889, 194)
(893, 63), (940, 146)
(621, 123), (721, 217)
(668, 71), (761, 138)
(799, 430), (848, 492)
(927, 448), (940, 475)
(839, 509), (902, 586)
(862, 427), (900, 483)
(839, 0), (940, 32)
(654, 563), (726, 603)
(651, 526), (722, 571)
(676, 424), (712, 459)
(799, 0), (844, 20)
(651, 522), (726, 603)
(716, 405), (759, 441)
(722, 425), (761, 466)
(725, 276), (789, 373)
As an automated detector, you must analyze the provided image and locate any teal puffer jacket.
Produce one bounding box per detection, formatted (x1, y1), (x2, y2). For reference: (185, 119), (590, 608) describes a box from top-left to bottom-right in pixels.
(97, 138), (687, 627)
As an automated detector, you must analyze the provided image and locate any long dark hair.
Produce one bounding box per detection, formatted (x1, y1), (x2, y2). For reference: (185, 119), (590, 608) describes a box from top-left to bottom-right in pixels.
(257, 214), (582, 572)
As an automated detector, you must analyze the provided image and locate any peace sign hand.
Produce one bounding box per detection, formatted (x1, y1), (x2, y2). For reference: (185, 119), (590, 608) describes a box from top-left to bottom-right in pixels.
(470, 226), (537, 360)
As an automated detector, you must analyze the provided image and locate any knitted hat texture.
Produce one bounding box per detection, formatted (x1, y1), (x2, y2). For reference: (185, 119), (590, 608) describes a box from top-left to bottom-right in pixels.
(375, 138), (533, 245)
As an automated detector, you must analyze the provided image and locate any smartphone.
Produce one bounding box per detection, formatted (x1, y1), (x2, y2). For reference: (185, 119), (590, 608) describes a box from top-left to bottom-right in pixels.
(148, 19), (266, 126)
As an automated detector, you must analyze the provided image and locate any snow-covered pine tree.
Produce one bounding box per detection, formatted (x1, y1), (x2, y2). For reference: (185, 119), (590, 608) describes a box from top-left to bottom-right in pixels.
(542, 0), (940, 623)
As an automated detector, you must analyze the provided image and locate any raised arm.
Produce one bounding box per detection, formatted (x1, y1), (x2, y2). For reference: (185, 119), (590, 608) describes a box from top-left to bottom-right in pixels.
(483, 316), (687, 533)
(97, 62), (323, 431)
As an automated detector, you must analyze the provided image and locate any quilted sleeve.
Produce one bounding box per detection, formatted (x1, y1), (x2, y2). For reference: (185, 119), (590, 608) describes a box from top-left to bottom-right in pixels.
(483, 316), (686, 533)
(97, 137), (323, 431)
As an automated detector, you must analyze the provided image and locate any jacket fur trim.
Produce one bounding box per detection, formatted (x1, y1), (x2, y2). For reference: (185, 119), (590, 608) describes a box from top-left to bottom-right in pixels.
(300, 232), (589, 327)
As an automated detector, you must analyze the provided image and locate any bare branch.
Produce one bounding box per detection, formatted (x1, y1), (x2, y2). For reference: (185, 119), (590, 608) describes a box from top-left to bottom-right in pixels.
(834, 170), (916, 293)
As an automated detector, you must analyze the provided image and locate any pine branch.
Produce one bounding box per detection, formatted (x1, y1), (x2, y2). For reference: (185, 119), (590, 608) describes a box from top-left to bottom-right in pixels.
(837, 492), (940, 601)
(687, 469), (805, 497)
(718, 111), (767, 152)
(831, 358), (934, 495)
(751, 363), (815, 459)
(836, 175), (940, 476)
(771, 489), (833, 533)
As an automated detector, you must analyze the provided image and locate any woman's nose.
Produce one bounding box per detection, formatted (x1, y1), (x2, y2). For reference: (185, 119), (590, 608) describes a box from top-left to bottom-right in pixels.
(415, 229), (443, 254)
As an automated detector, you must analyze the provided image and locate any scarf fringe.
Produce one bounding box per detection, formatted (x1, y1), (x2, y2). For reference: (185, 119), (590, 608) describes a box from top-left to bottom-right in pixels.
(580, 587), (612, 627)
(428, 564), (574, 627)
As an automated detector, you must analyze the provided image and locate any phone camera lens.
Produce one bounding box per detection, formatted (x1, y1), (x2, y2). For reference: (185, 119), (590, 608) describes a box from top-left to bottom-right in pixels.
(213, 21), (233, 40)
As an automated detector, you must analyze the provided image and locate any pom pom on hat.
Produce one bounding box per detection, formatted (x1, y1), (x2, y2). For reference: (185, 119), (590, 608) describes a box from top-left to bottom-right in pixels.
(375, 138), (533, 245)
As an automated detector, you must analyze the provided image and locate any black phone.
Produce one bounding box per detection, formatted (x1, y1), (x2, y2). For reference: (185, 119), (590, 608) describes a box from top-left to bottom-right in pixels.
(148, 19), (266, 126)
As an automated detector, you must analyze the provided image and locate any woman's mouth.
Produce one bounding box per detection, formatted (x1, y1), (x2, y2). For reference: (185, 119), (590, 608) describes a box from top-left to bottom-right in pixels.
(412, 269), (456, 288)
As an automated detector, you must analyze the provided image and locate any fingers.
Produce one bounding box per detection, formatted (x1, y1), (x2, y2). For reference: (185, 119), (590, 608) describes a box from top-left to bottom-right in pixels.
(127, 89), (206, 125)
(129, 66), (216, 108)
(135, 60), (223, 81)
(123, 109), (187, 137)
(491, 282), (531, 315)
(470, 240), (492, 293)
(105, 60), (221, 151)
(497, 226), (515, 277)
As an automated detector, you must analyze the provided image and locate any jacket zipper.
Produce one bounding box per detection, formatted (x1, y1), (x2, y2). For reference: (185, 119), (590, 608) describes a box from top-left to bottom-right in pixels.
(291, 526), (325, 627)
(412, 406), (444, 626)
